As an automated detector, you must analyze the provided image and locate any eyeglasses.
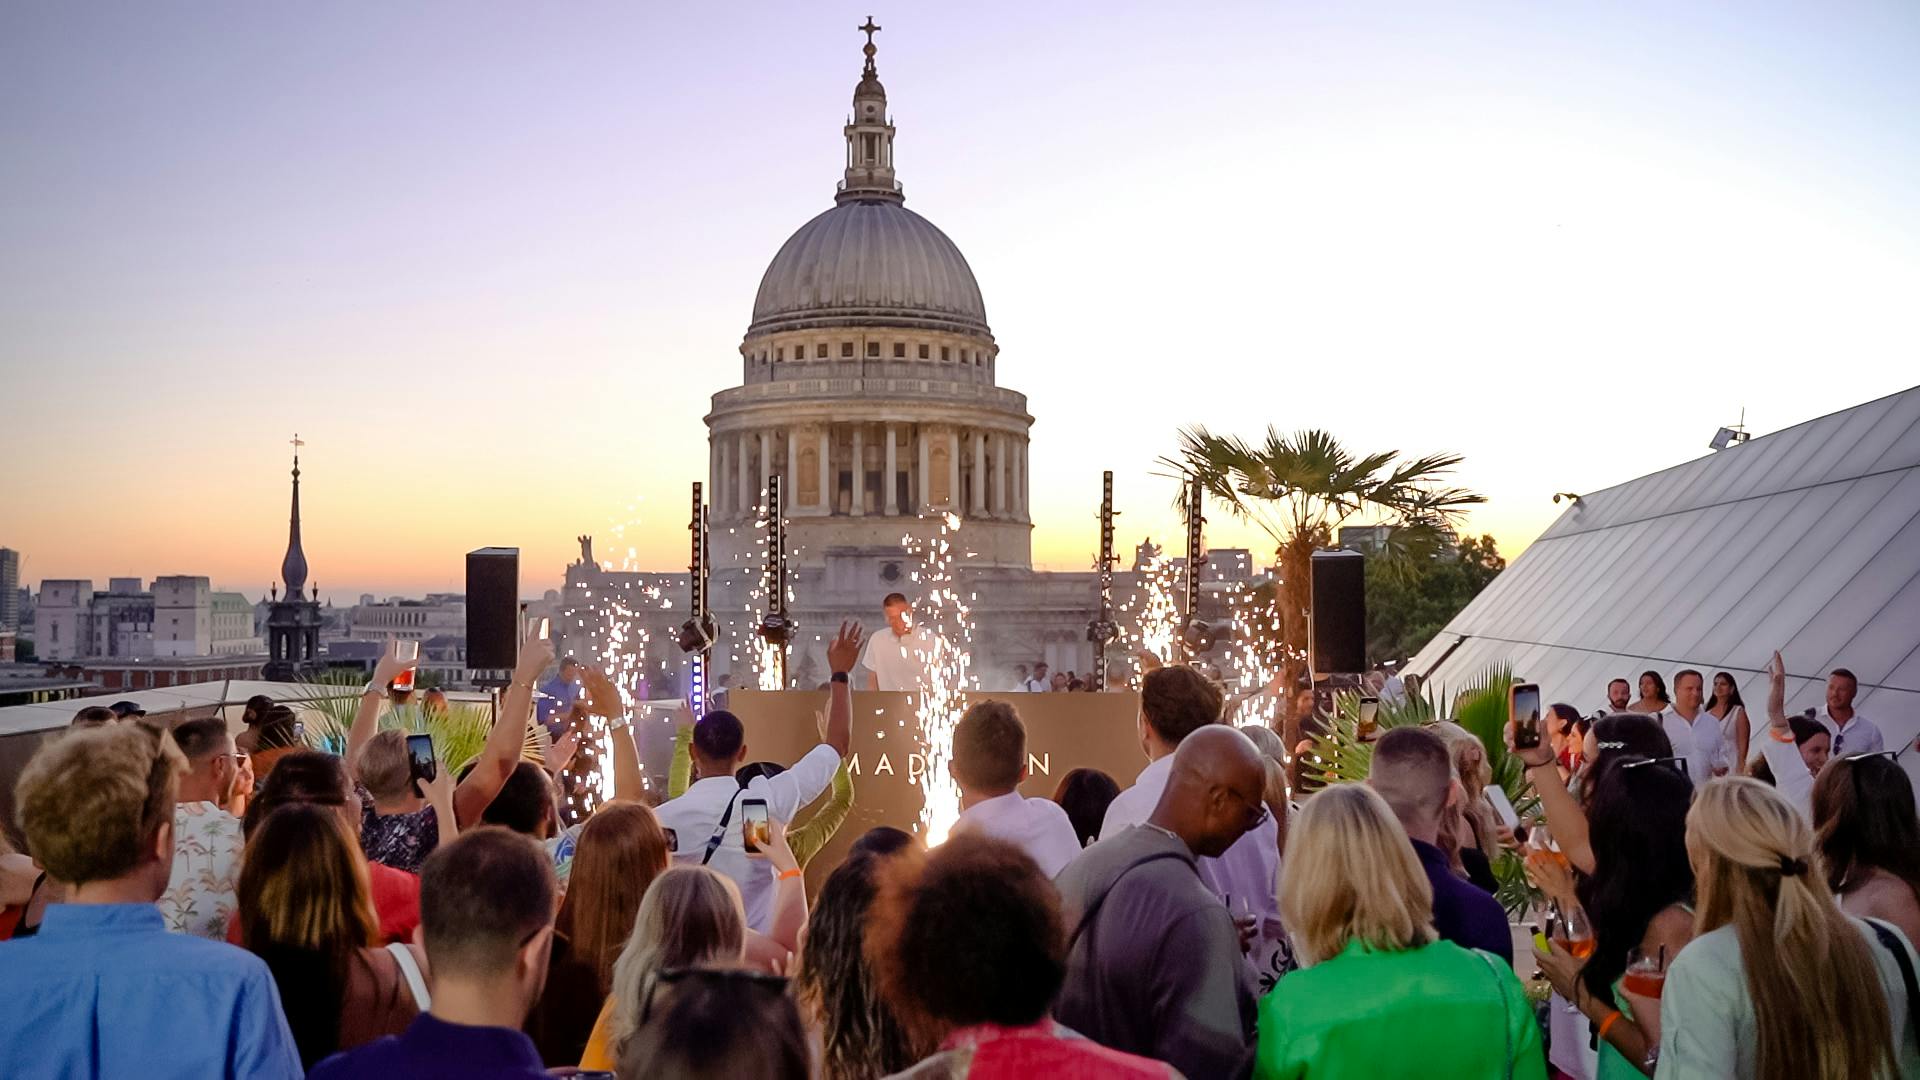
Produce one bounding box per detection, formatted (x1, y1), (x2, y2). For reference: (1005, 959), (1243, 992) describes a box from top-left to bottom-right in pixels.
(1220, 785), (1271, 829)
(1621, 756), (1690, 777)
(639, 965), (791, 1025)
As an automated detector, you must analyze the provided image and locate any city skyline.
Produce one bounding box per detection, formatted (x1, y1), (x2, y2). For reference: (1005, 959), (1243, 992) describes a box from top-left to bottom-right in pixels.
(4, 3), (1918, 600)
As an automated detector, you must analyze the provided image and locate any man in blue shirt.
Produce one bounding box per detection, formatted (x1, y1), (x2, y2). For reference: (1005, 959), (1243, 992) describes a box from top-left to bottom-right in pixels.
(310, 826), (558, 1079)
(1368, 726), (1515, 965)
(0, 722), (302, 1079)
(535, 656), (582, 737)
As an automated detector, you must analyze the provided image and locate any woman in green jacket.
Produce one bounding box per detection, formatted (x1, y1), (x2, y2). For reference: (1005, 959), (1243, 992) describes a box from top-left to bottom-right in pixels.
(1255, 784), (1545, 1080)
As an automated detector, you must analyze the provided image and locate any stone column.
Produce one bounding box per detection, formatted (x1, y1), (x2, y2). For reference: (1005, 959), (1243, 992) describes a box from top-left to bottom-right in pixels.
(917, 426), (930, 513)
(736, 432), (751, 515)
(1019, 438), (1030, 520)
(759, 430), (773, 501)
(884, 423), (898, 515)
(708, 435), (721, 509)
(994, 432), (1007, 516)
(851, 424), (865, 516)
(817, 426), (832, 512)
(948, 428), (961, 511)
(970, 429), (987, 516)
(786, 428), (798, 509)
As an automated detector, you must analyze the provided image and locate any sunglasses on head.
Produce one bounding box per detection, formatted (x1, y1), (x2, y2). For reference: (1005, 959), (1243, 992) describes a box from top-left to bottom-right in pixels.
(1621, 755), (1689, 777)
(1840, 748), (1905, 764)
(639, 966), (791, 1025)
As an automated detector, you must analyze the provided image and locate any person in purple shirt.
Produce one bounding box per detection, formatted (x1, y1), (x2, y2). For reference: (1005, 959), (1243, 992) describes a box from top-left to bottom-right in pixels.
(1367, 726), (1514, 965)
(309, 827), (559, 1080)
(0, 722), (302, 1079)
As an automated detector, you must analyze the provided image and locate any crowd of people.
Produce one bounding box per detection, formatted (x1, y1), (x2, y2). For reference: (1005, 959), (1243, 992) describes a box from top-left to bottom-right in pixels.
(1, 628), (1917, 1079)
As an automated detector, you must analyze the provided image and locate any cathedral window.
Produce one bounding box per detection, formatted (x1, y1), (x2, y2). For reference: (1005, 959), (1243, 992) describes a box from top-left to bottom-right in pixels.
(893, 342), (906, 358)
(941, 346), (951, 361)
(841, 342), (855, 358)
(776, 347), (784, 361)
(867, 341), (880, 357)
(918, 343), (930, 359)
(817, 343), (828, 358)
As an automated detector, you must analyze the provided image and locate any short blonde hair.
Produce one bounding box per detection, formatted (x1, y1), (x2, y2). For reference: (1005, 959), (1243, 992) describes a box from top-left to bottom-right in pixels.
(1280, 783), (1435, 966)
(357, 729), (412, 799)
(17, 722), (184, 886)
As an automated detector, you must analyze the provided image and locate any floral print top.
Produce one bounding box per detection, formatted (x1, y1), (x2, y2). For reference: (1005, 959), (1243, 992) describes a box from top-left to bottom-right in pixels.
(358, 783), (439, 875)
(158, 801), (243, 939)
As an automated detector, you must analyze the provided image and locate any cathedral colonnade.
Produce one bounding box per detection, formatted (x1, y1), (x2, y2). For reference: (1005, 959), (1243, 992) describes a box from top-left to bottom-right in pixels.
(707, 420), (1029, 523)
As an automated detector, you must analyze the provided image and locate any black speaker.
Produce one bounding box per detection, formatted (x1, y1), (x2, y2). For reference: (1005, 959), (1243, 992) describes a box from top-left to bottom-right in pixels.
(466, 547), (520, 671)
(1310, 549), (1366, 675)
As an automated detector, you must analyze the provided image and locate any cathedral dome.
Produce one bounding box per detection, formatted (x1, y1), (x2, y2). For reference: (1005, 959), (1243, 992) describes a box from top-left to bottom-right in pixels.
(749, 201), (988, 338)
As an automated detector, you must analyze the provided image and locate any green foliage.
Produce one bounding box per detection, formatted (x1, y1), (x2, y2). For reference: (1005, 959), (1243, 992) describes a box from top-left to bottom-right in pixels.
(1300, 664), (1543, 919)
(294, 672), (509, 775)
(1364, 535), (1505, 663)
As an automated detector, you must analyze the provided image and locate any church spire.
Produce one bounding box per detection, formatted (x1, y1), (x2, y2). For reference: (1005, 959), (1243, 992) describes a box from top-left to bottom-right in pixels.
(837, 16), (904, 206)
(280, 435), (309, 598)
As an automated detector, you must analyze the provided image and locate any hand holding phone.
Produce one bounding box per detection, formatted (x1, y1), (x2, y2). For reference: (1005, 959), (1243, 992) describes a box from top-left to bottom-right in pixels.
(1510, 682), (1543, 750)
(740, 798), (771, 854)
(405, 732), (437, 796)
(1357, 696), (1381, 741)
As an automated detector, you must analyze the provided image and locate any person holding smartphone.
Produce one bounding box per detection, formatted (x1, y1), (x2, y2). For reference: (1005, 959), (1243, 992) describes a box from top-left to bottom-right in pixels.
(654, 622), (863, 934)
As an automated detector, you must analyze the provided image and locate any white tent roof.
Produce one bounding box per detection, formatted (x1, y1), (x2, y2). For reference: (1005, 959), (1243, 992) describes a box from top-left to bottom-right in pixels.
(1409, 383), (1920, 751)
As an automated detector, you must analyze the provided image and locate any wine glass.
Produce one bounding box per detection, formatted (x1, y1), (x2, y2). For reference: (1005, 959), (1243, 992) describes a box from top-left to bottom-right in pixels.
(1622, 945), (1668, 999)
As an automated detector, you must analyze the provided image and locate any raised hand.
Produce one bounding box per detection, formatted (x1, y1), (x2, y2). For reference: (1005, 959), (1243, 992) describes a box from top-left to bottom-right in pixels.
(583, 667), (622, 718)
(371, 642), (418, 689)
(827, 621), (864, 675)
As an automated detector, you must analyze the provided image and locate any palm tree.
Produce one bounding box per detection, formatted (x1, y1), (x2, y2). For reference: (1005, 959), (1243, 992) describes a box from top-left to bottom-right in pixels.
(1160, 427), (1484, 687)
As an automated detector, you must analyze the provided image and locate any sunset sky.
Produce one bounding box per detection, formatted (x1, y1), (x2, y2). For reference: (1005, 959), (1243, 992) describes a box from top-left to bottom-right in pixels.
(3, 2), (1917, 601)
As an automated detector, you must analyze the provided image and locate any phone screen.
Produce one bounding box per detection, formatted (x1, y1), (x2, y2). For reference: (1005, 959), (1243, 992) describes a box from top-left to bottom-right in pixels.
(740, 799), (770, 853)
(1358, 696), (1381, 740)
(1484, 785), (1522, 830)
(1511, 683), (1543, 749)
(406, 733), (437, 783)
(537, 616), (551, 641)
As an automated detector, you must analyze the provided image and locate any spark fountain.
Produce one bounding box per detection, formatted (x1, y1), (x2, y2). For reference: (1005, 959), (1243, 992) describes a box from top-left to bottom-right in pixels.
(566, 512), (663, 820)
(903, 511), (975, 845)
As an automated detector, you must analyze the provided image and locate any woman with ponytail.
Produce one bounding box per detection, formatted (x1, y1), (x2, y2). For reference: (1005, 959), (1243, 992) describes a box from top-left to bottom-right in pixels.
(1659, 777), (1919, 1079)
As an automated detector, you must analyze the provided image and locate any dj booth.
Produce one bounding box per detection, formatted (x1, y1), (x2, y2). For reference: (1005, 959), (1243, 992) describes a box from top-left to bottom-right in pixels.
(721, 688), (1148, 887)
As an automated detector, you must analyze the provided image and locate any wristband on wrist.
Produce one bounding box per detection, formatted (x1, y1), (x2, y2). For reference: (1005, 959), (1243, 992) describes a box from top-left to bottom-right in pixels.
(776, 867), (803, 880)
(1597, 1009), (1623, 1043)
(831, 672), (850, 684)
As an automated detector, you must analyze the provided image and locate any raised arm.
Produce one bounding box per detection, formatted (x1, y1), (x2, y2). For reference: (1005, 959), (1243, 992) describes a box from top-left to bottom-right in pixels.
(346, 646), (415, 780)
(789, 761), (855, 868)
(454, 636), (552, 827)
(668, 702), (695, 799)
(580, 667), (646, 803)
(1511, 721), (1596, 875)
(823, 621), (863, 758)
(1766, 650), (1789, 731)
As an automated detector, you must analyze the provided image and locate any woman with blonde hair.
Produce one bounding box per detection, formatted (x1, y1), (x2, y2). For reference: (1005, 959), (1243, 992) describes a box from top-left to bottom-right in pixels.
(1660, 777), (1918, 1078)
(236, 803), (426, 1069)
(1432, 721), (1502, 893)
(1256, 783), (1544, 1079)
(577, 864), (748, 1070)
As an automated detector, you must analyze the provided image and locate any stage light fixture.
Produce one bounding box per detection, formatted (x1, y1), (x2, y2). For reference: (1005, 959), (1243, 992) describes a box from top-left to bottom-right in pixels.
(676, 614), (717, 654)
(757, 611), (797, 645)
(1181, 616), (1235, 655)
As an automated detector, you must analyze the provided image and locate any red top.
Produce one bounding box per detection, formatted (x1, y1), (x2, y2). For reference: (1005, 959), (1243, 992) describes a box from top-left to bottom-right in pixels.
(909, 1021), (1176, 1080)
(227, 861), (420, 945)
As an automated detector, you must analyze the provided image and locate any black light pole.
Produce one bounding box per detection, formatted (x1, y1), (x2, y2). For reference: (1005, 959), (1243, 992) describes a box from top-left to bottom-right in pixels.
(758, 474), (793, 688)
(1087, 471), (1118, 689)
(678, 483), (715, 717)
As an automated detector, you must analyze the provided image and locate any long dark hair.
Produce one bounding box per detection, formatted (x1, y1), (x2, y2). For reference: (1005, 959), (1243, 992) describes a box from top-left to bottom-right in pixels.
(1578, 756), (1694, 1003)
(1813, 756), (1920, 902)
(1704, 671), (1746, 714)
(793, 852), (923, 1079)
(1638, 671), (1670, 706)
(238, 802), (381, 1067)
(1051, 768), (1121, 847)
(1577, 714), (1673, 809)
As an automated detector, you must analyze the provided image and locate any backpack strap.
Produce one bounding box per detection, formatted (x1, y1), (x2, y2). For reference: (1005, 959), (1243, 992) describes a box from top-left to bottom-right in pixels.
(701, 790), (743, 867)
(1064, 850), (1192, 956)
(1865, 918), (1920, 1045)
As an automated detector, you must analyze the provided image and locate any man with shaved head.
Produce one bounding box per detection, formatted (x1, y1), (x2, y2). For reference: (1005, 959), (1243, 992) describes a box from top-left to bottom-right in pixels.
(1055, 724), (1265, 1079)
(1368, 726), (1513, 964)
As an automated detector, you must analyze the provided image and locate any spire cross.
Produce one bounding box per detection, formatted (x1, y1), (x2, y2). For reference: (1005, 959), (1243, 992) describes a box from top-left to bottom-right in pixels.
(859, 16), (881, 47)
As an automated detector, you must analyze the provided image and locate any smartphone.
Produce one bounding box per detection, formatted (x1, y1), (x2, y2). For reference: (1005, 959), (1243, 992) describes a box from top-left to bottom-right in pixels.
(663, 827), (679, 854)
(1511, 682), (1543, 750)
(405, 732), (437, 788)
(291, 720), (305, 743)
(1484, 785), (1521, 831)
(1357, 696), (1381, 741)
(536, 616), (551, 642)
(740, 798), (770, 853)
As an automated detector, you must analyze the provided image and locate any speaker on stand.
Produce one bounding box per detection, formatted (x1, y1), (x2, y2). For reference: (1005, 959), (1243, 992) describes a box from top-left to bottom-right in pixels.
(1309, 549), (1367, 678)
(466, 547), (520, 687)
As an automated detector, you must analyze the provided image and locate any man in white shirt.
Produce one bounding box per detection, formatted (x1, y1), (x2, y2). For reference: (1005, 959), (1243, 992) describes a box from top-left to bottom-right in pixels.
(860, 593), (946, 692)
(157, 716), (245, 939)
(1022, 662), (1052, 693)
(946, 700), (1082, 877)
(657, 621), (862, 932)
(1662, 669), (1729, 782)
(1820, 666), (1884, 756)
(1100, 666), (1284, 973)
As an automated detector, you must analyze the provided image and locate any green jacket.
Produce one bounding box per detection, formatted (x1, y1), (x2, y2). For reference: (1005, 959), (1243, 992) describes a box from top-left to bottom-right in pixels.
(667, 726), (854, 868)
(1255, 938), (1546, 1080)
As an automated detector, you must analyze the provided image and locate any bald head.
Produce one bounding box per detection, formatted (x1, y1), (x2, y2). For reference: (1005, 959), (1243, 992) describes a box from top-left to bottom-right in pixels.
(1149, 725), (1268, 858)
(1366, 726), (1453, 844)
